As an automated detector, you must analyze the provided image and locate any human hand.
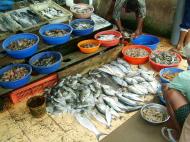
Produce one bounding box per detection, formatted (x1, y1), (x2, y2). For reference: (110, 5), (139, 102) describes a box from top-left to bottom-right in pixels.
(131, 30), (142, 38)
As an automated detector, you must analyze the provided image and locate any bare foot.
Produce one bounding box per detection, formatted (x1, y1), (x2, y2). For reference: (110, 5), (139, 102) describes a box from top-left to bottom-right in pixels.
(176, 43), (184, 51)
(131, 30), (142, 38)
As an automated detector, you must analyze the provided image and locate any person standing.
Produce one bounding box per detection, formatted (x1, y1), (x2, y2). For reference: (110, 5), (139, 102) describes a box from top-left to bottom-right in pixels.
(112, 0), (146, 37)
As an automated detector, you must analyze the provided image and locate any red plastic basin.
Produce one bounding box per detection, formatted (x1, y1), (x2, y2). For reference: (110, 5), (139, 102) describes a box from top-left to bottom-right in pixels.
(149, 51), (182, 71)
(122, 45), (152, 65)
(94, 30), (122, 47)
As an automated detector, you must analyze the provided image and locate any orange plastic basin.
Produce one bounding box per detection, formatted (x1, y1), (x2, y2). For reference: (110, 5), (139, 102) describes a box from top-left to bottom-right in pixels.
(77, 39), (100, 54)
(122, 45), (152, 65)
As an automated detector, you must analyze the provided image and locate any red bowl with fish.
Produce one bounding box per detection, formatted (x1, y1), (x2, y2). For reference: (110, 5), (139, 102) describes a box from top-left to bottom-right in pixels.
(122, 45), (152, 65)
(94, 30), (122, 47)
(149, 51), (182, 71)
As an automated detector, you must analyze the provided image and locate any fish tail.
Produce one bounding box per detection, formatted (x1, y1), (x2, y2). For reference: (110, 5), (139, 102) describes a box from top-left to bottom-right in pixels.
(96, 133), (108, 141)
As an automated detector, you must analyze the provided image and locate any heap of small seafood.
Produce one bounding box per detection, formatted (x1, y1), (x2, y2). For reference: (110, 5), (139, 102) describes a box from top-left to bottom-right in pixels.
(125, 48), (149, 58)
(97, 34), (117, 41)
(33, 56), (56, 67)
(72, 22), (93, 30)
(40, 7), (65, 19)
(150, 51), (180, 65)
(162, 72), (179, 81)
(8, 39), (36, 50)
(0, 67), (29, 82)
(46, 58), (160, 140)
(45, 29), (68, 37)
(81, 43), (98, 48)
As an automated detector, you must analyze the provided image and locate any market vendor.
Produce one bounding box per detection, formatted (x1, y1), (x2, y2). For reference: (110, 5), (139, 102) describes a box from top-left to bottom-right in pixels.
(176, 0), (190, 51)
(162, 70), (190, 141)
(112, 0), (146, 37)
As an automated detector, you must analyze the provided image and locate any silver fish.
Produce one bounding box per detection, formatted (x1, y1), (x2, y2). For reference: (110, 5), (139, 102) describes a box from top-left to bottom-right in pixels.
(116, 94), (143, 106)
(140, 72), (154, 82)
(98, 67), (116, 77)
(103, 97), (125, 113)
(123, 105), (142, 112)
(128, 86), (145, 95)
(105, 106), (112, 128)
(103, 64), (125, 78)
(116, 58), (131, 68)
(133, 84), (148, 95)
(91, 111), (109, 127)
(122, 92), (144, 102)
(96, 103), (107, 115)
(124, 77), (138, 85)
(126, 71), (140, 78)
(133, 76), (146, 83)
(75, 114), (107, 140)
(110, 107), (120, 118)
(110, 61), (129, 74)
(102, 85), (116, 96)
(140, 82), (156, 94)
(149, 81), (160, 94)
(112, 76), (128, 87)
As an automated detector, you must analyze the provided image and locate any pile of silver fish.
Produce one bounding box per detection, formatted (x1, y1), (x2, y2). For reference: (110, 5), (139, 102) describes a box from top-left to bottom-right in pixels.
(150, 51), (180, 65)
(46, 58), (160, 140)
(72, 22), (93, 30)
(40, 7), (65, 19)
(0, 9), (42, 33)
(125, 48), (149, 58)
(97, 34), (117, 41)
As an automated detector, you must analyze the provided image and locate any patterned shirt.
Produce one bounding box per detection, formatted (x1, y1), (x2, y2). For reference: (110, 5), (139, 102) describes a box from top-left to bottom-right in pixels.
(113, 0), (146, 20)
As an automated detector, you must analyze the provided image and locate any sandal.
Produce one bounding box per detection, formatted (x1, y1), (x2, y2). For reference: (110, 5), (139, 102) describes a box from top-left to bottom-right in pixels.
(161, 127), (177, 142)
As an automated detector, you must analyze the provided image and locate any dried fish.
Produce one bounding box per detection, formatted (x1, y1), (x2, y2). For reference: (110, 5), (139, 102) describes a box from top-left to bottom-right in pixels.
(0, 67), (29, 82)
(125, 48), (149, 57)
(40, 7), (65, 19)
(8, 39), (36, 50)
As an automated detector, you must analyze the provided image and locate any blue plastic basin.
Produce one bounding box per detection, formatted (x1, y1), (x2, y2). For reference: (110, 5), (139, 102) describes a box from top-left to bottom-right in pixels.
(39, 24), (73, 45)
(159, 67), (184, 83)
(2, 33), (39, 59)
(132, 34), (160, 50)
(0, 0), (14, 10)
(0, 64), (32, 89)
(29, 51), (62, 74)
(70, 19), (95, 36)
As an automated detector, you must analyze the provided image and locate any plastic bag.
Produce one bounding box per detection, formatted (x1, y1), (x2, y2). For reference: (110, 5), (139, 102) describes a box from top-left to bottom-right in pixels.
(169, 70), (190, 102)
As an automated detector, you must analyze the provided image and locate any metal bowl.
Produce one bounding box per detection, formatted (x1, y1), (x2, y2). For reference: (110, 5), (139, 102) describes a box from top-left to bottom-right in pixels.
(140, 103), (170, 124)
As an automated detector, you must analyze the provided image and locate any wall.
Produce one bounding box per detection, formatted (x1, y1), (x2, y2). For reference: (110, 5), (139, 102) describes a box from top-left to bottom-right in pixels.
(94, 0), (177, 37)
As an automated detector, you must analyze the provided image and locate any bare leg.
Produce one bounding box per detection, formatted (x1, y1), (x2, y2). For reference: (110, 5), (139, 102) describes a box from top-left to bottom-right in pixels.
(164, 89), (189, 136)
(177, 31), (188, 50)
(115, 19), (124, 32)
(131, 15), (144, 38)
(106, 0), (116, 21)
(185, 30), (190, 45)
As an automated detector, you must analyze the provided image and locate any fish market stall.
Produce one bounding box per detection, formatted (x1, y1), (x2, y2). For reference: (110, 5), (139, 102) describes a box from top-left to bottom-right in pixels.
(0, 1), (189, 142)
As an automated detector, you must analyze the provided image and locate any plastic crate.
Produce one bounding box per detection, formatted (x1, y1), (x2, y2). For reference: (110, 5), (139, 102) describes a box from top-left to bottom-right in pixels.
(10, 73), (58, 104)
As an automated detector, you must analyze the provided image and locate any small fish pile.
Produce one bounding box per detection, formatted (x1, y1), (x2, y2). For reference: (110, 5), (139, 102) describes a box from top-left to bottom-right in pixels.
(10, 10), (42, 28)
(40, 7), (65, 19)
(0, 9), (42, 33)
(150, 51), (180, 65)
(33, 56), (56, 67)
(72, 22), (93, 30)
(0, 67), (29, 82)
(45, 29), (68, 37)
(82, 43), (98, 48)
(125, 48), (149, 58)
(73, 5), (93, 14)
(97, 34), (117, 41)
(142, 107), (165, 123)
(162, 71), (179, 81)
(46, 58), (160, 140)
(8, 39), (36, 50)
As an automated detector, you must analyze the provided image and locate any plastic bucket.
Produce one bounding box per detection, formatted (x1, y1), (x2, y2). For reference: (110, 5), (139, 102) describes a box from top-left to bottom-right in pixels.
(132, 34), (160, 50)
(27, 96), (46, 118)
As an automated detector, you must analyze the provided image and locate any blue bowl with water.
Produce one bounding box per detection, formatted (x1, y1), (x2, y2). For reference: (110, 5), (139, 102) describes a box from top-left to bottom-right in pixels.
(39, 24), (73, 45)
(0, 64), (32, 89)
(29, 51), (62, 74)
(70, 19), (95, 36)
(132, 34), (160, 50)
(159, 67), (184, 83)
(2, 33), (39, 59)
